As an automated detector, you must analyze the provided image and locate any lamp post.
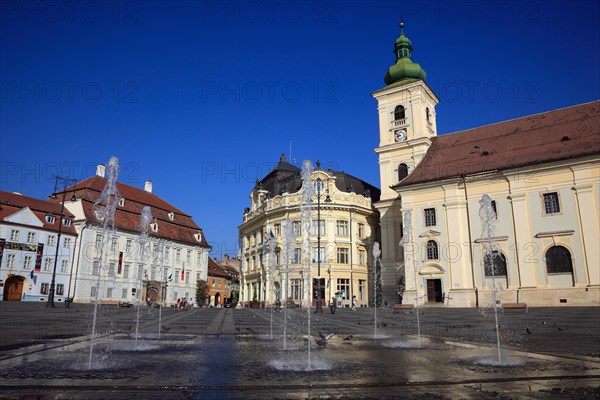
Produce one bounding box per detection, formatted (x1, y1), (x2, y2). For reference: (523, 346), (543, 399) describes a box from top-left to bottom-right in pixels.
(314, 171), (332, 314)
(47, 176), (77, 308)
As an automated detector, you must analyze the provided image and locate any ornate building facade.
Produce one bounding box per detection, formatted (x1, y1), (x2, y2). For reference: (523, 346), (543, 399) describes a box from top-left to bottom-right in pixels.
(374, 24), (600, 307)
(239, 155), (380, 308)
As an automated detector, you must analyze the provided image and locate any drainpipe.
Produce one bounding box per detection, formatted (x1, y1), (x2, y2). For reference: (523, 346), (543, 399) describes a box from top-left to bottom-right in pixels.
(460, 175), (478, 308)
(68, 222), (88, 302)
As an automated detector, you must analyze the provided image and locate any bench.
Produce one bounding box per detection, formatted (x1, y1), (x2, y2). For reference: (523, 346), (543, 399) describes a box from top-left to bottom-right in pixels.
(393, 304), (414, 313)
(502, 303), (528, 312)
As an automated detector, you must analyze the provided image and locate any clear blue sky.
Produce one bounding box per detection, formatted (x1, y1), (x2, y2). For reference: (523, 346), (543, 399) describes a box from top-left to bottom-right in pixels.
(1, 1), (599, 259)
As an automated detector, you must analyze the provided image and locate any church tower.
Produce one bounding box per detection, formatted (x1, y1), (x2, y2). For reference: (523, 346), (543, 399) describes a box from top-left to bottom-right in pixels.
(373, 22), (439, 304)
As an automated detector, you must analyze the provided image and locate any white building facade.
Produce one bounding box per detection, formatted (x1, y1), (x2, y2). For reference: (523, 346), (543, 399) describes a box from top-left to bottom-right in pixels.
(59, 166), (211, 306)
(0, 191), (77, 303)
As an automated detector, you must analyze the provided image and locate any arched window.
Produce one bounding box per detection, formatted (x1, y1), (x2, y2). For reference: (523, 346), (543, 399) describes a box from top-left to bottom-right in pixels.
(426, 240), (438, 260)
(394, 105), (405, 121)
(398, 163), (408, 181)
(484, 251), (507, 276)
(546, 246), (573, 273)
(426, 107), (430, 122)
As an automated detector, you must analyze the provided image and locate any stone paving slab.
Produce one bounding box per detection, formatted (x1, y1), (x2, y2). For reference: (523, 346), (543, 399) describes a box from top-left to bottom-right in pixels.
(0, 303), (599, 399)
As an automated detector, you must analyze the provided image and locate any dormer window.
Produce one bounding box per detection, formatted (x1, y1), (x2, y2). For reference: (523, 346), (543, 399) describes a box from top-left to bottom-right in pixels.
(194, 232), (202, 242)
(150, 222), (158, 232)
(168, 212), (175, 221)
(118, 198), (125, 207)
(62, 219), (72, 227)
(45, 215), (56, 224)
(394, 105), (405, 121)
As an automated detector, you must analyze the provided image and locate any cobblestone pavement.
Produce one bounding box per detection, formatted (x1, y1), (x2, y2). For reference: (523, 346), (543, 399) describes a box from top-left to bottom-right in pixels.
(0, 303), (598, 399)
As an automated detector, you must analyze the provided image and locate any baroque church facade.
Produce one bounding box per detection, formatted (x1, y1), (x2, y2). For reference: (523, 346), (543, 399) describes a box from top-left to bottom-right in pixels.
(375, 24), (600, 307)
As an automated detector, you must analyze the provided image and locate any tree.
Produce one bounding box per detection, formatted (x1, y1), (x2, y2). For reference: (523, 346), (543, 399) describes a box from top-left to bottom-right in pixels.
(196, 280), (208, 306)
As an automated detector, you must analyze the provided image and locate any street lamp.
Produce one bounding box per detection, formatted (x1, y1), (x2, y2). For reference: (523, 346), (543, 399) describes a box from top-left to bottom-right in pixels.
(47, 176), (77, 308)
(314, 166), (332, 314)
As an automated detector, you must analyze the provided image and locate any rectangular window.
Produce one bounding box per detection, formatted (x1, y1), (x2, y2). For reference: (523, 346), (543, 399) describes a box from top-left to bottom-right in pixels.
(312, 220), (326, 235)
(7, 254), (16, 269)
(290, 279), (302, 300)
(44, 257), (52, 271)
(359, 279), (366, 301)
(90, 286), (97, 298)
(41, 282), (49, 294)
(106, 288), (113, 298)
(10, 230), (19, 241)
(424, 208), (437, 227)
(95, 234), (103, 249)
(185, 271), (190, 284)
(359, 250), (365, 265)
(126, 240), (132, 254)
(336, 220), (349, 236)
(175, 270), (181, 282)
(358, 223), (365, 238)
(176, 249), (181, 261)
(311, 247), (325, 263)
(293, 248), (302, 264)
(123, 263), (130, 279)
(186, 250), (191, 263)
(61, 259), (68, 273)
(24, 255), (33, 270)
(132, 287), (137, 297)
(543, 192), (560, 214)
(57, 284), (64, 295)
(293, 221), (302, 236)
(337, 248), (349, 264)
(491, 200), (498, 219)
(93, 260), (100, 275)
(164, 267), (169, 281)
(196, 252), (201, 266)
(27, 232), (36, 243)
(122, 288), (128, 299)
(47, 235), (56, 246)
(274, 223), (281, 237)
(165, 246), (170, 258)
(196, 272), (201, 281)
(63, 238), (71, 248)
(150, 268), (156, 280)
(337, 278), (350, 300)
(108, 262), (115, 277)
(110, 237), (118, 251)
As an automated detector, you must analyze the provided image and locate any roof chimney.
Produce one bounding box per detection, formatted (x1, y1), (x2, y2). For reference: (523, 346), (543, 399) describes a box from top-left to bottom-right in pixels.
(96, 164), (106, 177)
(144, 180), (153, 193)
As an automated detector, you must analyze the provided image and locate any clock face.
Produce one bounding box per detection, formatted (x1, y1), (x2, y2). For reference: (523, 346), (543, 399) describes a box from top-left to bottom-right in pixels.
(395, 129), (407, 142)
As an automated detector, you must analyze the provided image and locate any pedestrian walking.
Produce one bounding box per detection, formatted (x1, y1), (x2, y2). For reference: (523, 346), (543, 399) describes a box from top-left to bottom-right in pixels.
(351, 295), (356, 311)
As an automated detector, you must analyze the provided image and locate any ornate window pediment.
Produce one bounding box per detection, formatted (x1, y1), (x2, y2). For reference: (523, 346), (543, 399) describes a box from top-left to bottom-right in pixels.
(419, 264), (445, 275)
(418, 230), (441, 239)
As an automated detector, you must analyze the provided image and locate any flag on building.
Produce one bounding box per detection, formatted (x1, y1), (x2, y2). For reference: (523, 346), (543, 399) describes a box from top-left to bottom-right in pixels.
(181, 268), (185, 281)
(29, 269), (37, 285)
(269, 230), (275, 239)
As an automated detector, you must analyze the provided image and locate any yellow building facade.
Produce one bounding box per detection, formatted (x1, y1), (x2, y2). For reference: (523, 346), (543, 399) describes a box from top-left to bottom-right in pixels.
(239, 156), (380, 308)
(374, 24), (600, 307)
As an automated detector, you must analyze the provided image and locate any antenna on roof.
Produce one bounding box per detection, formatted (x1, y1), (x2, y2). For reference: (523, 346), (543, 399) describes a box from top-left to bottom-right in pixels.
(289, 140), (292, 165)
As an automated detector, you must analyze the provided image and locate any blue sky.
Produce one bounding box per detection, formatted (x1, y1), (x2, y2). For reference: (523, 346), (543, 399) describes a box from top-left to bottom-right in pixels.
(1, 0), (599, 259)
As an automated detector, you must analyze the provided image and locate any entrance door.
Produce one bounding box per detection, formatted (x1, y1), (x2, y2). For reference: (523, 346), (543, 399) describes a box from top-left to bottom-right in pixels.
(3, 276), (24, 301)
(426, 279), (443, 302)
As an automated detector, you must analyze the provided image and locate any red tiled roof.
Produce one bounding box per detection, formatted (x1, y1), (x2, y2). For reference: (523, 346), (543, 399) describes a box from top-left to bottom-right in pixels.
(0, 191), (78, 235)
(208, 257), (232, 279)
(51, 176), (209, 247)
(395, 101), (600, 187)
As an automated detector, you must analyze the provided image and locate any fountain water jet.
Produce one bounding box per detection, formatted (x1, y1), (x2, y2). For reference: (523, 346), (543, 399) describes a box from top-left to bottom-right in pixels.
(402, 211), (422, 348)
(372, 242), (381, 338)
(300, 160), (314, 369)
(281, 218), (293, 350)
(88, 156), (120, 369)
(479, 194), (502, 364)
(135, 206), (152, 348)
